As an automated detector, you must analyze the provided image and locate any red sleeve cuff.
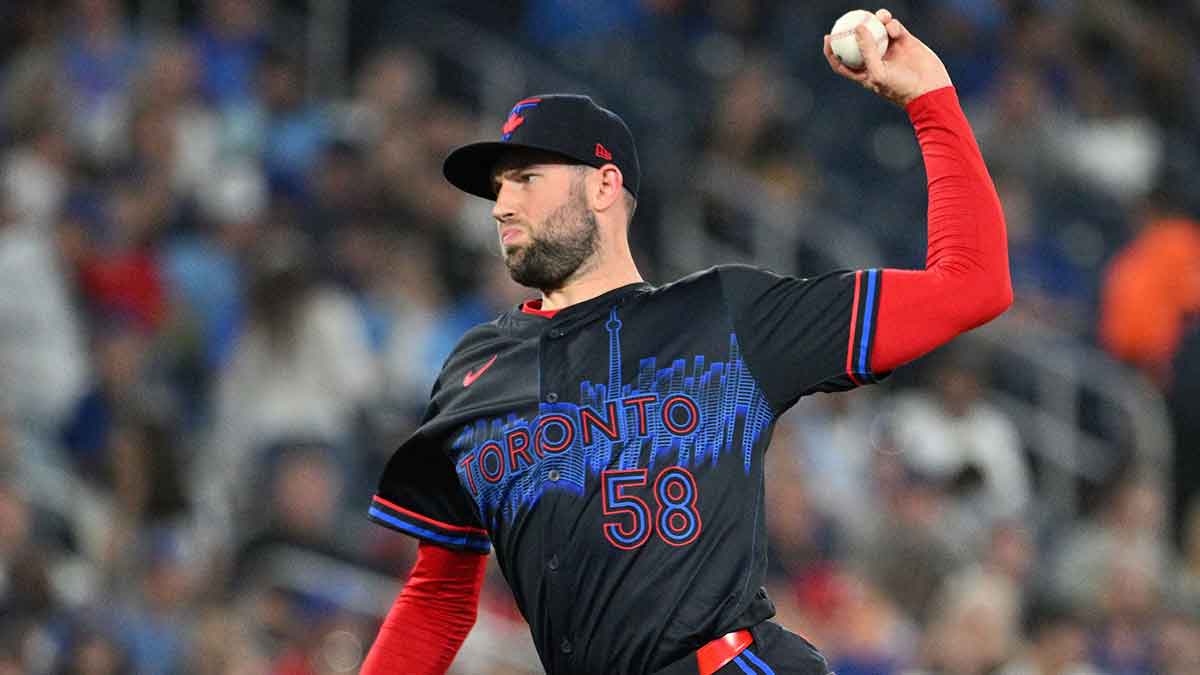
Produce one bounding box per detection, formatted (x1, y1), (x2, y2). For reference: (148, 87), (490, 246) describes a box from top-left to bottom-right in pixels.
(904, 85), (959, 120)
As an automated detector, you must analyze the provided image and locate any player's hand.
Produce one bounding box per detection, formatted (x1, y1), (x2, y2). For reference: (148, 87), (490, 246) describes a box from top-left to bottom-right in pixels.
(823, 8), (952, 107)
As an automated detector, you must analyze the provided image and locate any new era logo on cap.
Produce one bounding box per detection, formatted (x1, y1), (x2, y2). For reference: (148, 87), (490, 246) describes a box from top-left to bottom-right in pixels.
(442, 94), (641, 201)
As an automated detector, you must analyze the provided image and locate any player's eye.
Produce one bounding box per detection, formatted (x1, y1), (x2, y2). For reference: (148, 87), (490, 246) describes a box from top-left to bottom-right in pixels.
(520, 172), (539, 184)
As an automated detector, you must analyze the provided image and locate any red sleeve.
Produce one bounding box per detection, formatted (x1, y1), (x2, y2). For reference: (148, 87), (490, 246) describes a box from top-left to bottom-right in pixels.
(361, 542), (488, 675)
(870, 86), (1013, 373)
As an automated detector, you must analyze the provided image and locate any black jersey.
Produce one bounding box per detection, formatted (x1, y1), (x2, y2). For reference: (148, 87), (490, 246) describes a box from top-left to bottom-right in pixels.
(368, 264), (886, 675)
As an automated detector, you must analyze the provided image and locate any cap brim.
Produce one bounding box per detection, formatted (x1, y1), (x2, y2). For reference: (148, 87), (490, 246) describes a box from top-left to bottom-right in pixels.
(442, 141), (589, 201)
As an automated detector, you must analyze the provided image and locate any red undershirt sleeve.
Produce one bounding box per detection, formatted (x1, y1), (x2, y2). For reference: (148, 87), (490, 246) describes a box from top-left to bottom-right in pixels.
(361, 542), (488, 675)
(870, 86), (1013, 373)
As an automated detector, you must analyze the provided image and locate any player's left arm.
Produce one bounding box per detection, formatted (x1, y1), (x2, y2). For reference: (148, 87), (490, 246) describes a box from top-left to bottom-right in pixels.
(867, 86), (1011, 372)
(717, 11), (1010, 411)
(824, 9), (1013, 373)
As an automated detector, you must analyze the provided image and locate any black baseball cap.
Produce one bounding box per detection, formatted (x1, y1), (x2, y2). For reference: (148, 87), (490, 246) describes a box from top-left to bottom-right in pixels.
(443, 94), (640, 201)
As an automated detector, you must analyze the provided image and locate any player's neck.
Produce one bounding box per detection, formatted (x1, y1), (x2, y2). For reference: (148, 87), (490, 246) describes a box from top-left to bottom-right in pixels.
(539, 252), (643, 312)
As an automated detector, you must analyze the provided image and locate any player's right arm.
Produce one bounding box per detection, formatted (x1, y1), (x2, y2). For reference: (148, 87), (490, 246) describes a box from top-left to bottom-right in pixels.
(361, 542), (486, 675)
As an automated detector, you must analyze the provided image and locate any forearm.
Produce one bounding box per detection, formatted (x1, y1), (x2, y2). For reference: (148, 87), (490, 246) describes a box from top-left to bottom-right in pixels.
(871, 86), (1012, 372)
(361, 542), (488, 675)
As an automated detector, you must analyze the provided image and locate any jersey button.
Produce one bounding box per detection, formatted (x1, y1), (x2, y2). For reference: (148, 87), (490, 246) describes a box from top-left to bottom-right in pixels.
(547, 554), (559, 571)
(561, 638), (573, 654)
(547, 469), (561, 482)
(545, 392), (559, 403)
(548, 329), (564, 339)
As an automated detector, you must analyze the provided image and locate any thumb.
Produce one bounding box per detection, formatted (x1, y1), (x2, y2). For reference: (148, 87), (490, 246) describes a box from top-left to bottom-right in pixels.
(855, 23), (885, 76)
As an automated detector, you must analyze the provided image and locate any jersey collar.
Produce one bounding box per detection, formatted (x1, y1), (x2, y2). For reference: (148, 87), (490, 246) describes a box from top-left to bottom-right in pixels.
(518, 282), (652, 321)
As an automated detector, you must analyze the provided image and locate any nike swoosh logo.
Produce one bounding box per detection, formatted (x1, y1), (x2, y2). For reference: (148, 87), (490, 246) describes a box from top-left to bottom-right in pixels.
(463, 354), (498, 387)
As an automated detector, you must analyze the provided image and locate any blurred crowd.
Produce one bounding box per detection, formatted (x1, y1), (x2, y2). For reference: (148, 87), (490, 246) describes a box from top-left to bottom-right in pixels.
(1, 0), (1199, 674)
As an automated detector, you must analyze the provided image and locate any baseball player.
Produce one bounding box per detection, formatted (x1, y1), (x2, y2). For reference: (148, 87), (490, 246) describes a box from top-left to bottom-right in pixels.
(362, 10), (1011, 675)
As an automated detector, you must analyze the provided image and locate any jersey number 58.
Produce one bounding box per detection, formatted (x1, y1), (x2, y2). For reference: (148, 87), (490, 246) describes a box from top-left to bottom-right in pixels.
(601, 467), (701, 549)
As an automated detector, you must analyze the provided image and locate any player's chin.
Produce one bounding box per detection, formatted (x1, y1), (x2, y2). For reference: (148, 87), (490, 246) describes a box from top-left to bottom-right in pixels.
(502, 241), (527, 259)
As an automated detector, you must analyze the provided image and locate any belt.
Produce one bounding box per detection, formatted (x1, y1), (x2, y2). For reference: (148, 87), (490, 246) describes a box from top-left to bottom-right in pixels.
(696, 629), (753, 675)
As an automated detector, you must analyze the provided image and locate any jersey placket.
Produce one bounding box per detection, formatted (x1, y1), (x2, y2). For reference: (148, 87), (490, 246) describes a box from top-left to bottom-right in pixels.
(538, 314), (576, 669)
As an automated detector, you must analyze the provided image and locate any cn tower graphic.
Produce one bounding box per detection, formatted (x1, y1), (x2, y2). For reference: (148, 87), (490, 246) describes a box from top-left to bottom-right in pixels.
(453, 308), (776, 527)
(606, 309), (622, 399)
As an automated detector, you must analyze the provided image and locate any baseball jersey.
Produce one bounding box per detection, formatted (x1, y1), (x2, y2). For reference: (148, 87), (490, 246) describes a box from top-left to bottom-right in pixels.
(368, 263), (887, 674)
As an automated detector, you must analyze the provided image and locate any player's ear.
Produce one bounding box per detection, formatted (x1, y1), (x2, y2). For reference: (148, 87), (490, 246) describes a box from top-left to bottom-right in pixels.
(589, 164), (624, 216)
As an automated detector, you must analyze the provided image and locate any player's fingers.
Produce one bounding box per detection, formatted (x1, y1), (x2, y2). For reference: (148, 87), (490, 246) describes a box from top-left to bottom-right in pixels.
(875, 8), (892, 24)
(886, 18), (906, 40)
(855, 24), (885, 78)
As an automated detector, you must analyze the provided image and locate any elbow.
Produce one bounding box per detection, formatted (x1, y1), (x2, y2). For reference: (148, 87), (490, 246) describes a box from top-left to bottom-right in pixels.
(967, 271), (1013, 328)
(989, 277), (1014, 318)
(935, 259), (1011, 329)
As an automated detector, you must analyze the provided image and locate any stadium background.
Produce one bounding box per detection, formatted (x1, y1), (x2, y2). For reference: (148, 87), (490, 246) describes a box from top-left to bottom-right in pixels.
(1, 0), (1199, 673)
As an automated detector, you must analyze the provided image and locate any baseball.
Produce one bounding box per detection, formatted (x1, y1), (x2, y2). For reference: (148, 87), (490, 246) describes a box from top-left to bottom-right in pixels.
(829, 9), (889, 70)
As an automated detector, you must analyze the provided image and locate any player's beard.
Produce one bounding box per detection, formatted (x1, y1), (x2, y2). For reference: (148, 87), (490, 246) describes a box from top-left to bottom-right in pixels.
(502, 177), (599, 291)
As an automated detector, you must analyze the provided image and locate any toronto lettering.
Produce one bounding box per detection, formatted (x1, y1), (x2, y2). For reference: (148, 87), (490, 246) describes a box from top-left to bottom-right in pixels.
(455, 393), (701, 496)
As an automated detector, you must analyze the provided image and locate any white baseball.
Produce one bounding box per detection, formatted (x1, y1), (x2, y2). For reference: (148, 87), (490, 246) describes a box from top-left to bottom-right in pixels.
(829, 9), (889, 70)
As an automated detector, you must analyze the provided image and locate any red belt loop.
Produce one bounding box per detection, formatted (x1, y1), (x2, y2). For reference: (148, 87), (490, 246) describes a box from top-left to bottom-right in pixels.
(696, 629), (753, 675)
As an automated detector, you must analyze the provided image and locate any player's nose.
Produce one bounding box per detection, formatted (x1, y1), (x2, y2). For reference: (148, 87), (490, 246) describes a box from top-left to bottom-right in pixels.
(493, 184), (517, 223)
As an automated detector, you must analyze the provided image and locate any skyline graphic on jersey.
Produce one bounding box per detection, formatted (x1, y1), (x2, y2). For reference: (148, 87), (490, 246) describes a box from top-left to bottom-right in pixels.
(452, 308), (775, 527)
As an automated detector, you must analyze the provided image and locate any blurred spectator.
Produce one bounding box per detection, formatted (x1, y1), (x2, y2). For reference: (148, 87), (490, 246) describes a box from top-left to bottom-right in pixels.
(0, 213), (89, 437)
(236, 443), (353, 559)
(254, 46), (329, 200)
(967, 65), (1058, 184)
(764, 427), (840, 584)
(1176, 496), (1200, 606)
(113, 529), (198, 675)
(860, 449), (968, 625)
(887, 348), (1031, 535)
(1049, 475), (1168, 620)
(1047, 71), (1163, 206)
(991, 173), (1094, 334)
(2, 114), (73, 228)
(129, 39), (221, 198)
(790, 390), (883, 543)
(203, 234), (376, 551)
(348, 47), (433, 145)
(192, 0), (268, 107)
(55, 624), (134, 675)
(1070, 0), (1200, 130)
(1170, 319), (1200, 544)
(1099, 188), (1200, 387)
(1155, 604), (1200, 675)
(60, 0), (140, 163)
(162, 159), (265, 371)
(1088, 551), (1159, 674)
(184, 605), (270, 675)
(338, 225), (449, 425)
(303, 141), (368, 247)
(69, 178), (170, 332)
(996, 595), (1099, 675)
(791, 567), (916, 675)
(1, 3), (64, 134)
(916, 570), (1021, 675)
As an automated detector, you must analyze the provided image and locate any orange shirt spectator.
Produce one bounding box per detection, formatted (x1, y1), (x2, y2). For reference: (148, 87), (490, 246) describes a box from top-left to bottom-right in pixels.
(1099, 216), (1200, 385)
